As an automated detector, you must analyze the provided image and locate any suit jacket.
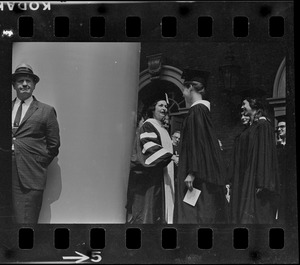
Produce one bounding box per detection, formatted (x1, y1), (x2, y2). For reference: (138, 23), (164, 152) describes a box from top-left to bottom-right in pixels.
(12, 96), (60, 190)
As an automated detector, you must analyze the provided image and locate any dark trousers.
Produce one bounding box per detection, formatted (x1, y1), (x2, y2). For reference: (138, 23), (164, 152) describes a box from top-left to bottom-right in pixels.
(12, 153), (43, 224)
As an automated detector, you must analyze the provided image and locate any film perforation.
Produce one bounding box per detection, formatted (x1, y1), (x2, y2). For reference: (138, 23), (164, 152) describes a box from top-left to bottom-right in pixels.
(198, 228), (213, 249)
(161, 228), (177, 249)
(8, 225), (294, 262)
(18, 16), (33, 37)
(90, 17), (106, 38)
(126, 228), (141, 249)
(126, 16), (141, 38)
(161, 17), (177, 38)
(233, 228), (249, 249)
(198, 16), (213, 37)
(233, 16), (249, 38)
(14, 226), (286, 250)
(269, 16), (285, 37)
(54, 16), (69, 38)
(54, 228), (69, 249)
(269, 228), (284, 249)
(18, 228), (34, 250)
(14, 15), (287, 40)
(90, 228), (106, 249)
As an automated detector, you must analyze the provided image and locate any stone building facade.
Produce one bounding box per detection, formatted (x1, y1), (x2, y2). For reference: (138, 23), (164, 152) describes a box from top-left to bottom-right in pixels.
(138, 42), (286, 169)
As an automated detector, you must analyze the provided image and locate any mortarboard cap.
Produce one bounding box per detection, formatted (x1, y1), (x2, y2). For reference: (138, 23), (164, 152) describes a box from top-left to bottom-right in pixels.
(181, 68), (210, 87)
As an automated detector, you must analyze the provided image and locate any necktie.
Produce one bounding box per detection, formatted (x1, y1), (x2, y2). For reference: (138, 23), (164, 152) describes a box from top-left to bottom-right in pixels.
(12, 101), (24, 135)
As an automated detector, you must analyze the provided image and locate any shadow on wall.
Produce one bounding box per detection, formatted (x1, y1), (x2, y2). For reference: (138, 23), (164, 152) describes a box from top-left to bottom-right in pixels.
(38, 157), (62, 223)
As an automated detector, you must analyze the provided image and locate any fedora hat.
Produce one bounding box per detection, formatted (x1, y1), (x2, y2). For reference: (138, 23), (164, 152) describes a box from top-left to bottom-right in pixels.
(12, 63), (40, 83)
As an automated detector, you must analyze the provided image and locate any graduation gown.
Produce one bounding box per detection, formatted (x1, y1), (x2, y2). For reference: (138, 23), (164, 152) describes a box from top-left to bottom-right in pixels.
(126, 119), (174, 224)
(175, 101), (227, 224)
(276, 143), (287, 224)
(230, 117), (280, 224)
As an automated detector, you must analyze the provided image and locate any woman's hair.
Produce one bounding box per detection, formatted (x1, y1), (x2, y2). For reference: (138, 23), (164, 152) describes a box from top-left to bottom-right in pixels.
(189, 81), (206, 96)
(145, 99), (167, 119)
(184, 80), (207, 99)
(244, 97), (269, 121)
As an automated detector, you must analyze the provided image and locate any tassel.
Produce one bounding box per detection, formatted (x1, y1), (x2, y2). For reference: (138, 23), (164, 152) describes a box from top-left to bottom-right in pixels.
(165, 93), (169, 104)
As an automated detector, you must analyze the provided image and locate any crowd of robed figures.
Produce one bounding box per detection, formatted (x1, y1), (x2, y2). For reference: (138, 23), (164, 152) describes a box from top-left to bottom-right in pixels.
(6, 64), (286, 225)
(126, 68), (285, 225)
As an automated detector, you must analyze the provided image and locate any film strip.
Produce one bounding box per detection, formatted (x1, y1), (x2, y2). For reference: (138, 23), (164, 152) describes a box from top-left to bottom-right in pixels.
(1, 8), (287, 39)
(0, 1), (297, 264)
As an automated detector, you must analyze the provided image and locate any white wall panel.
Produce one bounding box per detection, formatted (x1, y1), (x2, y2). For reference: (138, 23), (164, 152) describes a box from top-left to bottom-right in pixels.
(12, 42), (140, 223)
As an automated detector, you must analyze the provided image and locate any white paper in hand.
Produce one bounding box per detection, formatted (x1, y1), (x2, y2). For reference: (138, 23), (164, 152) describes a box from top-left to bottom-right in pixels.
(183, 188), (201, 206)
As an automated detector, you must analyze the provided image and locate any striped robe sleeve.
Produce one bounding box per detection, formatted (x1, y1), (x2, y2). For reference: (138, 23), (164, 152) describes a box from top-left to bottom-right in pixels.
(139, 121), (173, 168)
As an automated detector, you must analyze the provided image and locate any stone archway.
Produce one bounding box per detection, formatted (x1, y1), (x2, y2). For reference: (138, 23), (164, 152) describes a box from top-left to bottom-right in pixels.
(138, 64), (187, 133)
(139, 64), (187, 113)
(139, 65), (184, 92)
(273, 57), (286, 99)
(267, 57), (286, 120)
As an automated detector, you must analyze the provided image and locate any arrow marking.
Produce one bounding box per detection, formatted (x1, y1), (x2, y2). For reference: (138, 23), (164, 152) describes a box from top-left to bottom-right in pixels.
(63, 251), (89, 263)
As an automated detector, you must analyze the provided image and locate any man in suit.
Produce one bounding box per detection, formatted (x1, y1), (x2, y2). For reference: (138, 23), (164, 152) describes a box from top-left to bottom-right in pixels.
(11, 63), (60, 224)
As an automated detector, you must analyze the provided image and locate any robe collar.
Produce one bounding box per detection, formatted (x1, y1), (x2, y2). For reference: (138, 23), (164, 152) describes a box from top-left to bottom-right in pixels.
(191, 99), (211, 111)
(251, 116), (267, 125)
(147, 118), (164, 128)
(259, 116), (267, 120)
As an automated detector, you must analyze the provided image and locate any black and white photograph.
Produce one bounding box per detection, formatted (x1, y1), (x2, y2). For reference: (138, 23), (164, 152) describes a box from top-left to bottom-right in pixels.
(0, 1), (297, 264)
(3, 41), (292, 226)
(8, 42), (141, 224)
(126, 41), (292, 226)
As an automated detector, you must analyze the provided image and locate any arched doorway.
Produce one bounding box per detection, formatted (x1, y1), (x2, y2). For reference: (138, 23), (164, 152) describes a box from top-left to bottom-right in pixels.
(267, 57), (286, 143)
(267, 57), (286, 123)
(139, 65), (184, 93)
(138, 64), (188, 133)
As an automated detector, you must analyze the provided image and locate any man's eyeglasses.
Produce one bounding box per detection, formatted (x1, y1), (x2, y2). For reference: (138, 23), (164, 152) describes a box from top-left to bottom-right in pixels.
(183, 81), (201, 87)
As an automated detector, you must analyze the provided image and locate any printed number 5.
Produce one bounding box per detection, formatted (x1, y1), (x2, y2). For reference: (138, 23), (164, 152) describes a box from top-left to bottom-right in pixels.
(91, 251), (102, 262)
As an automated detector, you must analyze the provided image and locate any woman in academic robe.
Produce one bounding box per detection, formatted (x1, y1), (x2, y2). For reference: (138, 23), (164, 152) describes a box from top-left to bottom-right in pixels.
(126, 93), (179, 224)
(227, 113), (251, 223)
(230, 98), (280, 224)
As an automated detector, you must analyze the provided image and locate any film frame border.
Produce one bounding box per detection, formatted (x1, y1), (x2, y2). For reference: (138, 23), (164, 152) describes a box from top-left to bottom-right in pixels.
(0, 1), (297, 264)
